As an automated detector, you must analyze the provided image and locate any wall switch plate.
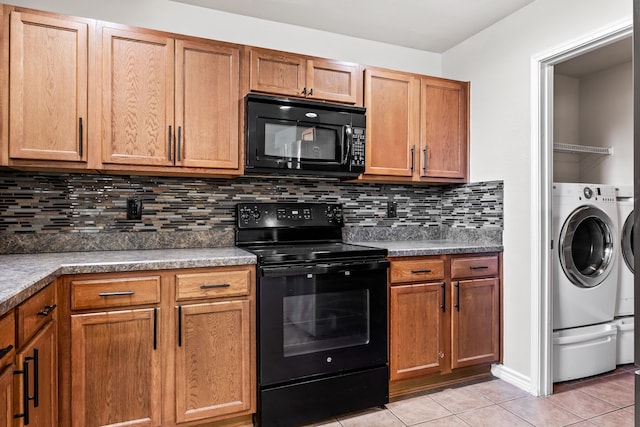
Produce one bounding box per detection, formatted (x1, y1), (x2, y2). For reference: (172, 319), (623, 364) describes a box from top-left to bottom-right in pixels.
(127, 197), (142, 220)
(387, 201), (398, 218)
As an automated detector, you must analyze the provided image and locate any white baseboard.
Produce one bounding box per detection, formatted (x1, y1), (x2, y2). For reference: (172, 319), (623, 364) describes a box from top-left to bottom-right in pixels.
(491, 364), (536, 395)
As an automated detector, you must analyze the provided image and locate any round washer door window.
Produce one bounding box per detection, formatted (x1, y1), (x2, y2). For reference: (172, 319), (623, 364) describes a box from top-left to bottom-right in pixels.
(621, 210), (634, 273)
(559, 205), (616, 288)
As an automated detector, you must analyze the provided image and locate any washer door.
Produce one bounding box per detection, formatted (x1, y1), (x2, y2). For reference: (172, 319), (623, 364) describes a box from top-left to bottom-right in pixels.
(559, 206), (616, 288)
(621, 209), (634, 273)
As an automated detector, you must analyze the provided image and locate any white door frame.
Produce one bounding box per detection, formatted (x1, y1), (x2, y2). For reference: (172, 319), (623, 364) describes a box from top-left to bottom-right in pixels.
(530, 19), (632, 396)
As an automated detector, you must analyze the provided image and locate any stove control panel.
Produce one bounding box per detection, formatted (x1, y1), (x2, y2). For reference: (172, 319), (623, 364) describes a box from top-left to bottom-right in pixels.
(236, 203), (344, 228)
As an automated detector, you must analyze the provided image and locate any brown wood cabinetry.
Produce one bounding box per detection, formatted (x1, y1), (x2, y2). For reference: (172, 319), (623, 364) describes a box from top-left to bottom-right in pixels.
(363, 68), (469, 183)
(13, 284), (58, 427)
(0, 311), (15, 427)
(174, 267), (254, 423)
(100, 25), (242, 175)
(4, 7), (92, 169)
(388, 253), (500, 397)
(58, 265), (255, 427)
(249, 47), (360, 104)
(69, 273), (162, 427)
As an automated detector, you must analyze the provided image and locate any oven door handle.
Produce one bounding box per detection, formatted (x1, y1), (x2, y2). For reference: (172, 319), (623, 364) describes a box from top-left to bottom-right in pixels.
(260, 259), (389, 277)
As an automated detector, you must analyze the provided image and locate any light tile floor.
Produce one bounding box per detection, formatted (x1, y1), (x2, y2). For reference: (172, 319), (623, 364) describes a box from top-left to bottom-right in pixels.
(304, 365), (636, 426)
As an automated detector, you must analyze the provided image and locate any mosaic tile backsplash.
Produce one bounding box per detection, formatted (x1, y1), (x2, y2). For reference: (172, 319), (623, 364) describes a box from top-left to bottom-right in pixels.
(0, 171), (503, 253)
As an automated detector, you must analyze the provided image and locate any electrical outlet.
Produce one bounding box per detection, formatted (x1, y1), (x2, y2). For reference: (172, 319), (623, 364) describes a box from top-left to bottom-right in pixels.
(127, 197), (143, 220)
(387, 201), (398, 218)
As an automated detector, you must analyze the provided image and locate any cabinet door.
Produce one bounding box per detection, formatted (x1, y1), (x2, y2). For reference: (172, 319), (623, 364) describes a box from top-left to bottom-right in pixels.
(420, 77), (468, 181)
(307, 59), (358, 104)
(175, 300), (251, 423)
(390, 283), (447, 381)
(451, 278), (500, 369)
(249, 49), (306, 97)
(102, 26), (174, 166)
(364, 69), (420, 177)
(9, 11), (89, 162)
(14, 320), (57, 427)
(71, 309), (161, 427)
(0, 365), (13, 427)
(175, 40), (240, 170)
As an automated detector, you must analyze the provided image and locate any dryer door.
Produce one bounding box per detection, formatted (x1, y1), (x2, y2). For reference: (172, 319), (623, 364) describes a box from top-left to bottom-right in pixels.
(622, 209), (634, 273)
(559, 206), (616, 288)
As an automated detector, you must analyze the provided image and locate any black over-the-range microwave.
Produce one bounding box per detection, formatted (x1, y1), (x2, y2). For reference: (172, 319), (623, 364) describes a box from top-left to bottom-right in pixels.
(244, 94), (366, 179)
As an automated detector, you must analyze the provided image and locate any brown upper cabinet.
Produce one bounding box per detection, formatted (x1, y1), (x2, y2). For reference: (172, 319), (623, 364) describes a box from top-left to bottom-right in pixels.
(5, 8), (92, 168)
(249, 47), (360, 105)
(100, 24), (242, 175)
(363, 67), (469, 183)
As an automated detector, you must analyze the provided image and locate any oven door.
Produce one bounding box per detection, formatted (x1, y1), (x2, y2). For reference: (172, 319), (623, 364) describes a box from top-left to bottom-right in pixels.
(258, 259), (388, 387)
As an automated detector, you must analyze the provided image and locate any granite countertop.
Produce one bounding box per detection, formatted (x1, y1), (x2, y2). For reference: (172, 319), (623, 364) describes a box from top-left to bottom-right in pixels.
(0, 240), (502, 318)
(354, 240), (503, 257)
(0, 247), (256, 318)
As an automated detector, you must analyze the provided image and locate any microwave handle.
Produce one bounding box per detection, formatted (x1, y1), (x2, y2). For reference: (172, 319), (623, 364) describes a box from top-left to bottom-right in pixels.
(343, 125), (353, 165)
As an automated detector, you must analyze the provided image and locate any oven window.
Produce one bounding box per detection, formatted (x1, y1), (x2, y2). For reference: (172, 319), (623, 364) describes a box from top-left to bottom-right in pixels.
(283, 290), (370, 357)
(264, 122), (338, 161)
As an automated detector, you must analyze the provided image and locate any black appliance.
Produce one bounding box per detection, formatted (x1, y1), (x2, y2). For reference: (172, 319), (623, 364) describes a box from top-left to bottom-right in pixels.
(235, 202), (389, 427)
(244, 94), (366, 179)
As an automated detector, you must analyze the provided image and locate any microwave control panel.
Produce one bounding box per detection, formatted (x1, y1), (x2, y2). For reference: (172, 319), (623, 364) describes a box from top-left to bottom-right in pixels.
(351, 127), (365, 167)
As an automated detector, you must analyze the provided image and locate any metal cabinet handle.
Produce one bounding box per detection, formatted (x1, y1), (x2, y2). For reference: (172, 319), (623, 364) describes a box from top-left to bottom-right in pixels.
(177, 126), (182, 161)
(168, 125), (173, 160)
(441, 282), (446, 312)
(309, 88), (313, 96)
(98, 291), (135, 297)
(0, 344), (13, 360)
(153, 308), (158, 350)
(177, 306), (183, 347)
(423, 146), (427, 173)
(410, 145), (416, 172)
(302, 87), (307, 95)
(33, 349), (39, 408)
(455, 282), (460, 311)
(200, 284), (231, 289)
(37, 304), (56, 317)
(411, 269), (432, 274)
(14, 354), (36, 424)
(470, 265), (489, 270)
(78, 117), (83, 157)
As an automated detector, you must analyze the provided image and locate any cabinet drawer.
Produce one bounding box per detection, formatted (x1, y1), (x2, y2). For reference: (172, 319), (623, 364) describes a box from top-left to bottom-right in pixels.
(390, 258), (445, 284)
(71, 275), (161, 310)
(176, 267), (252, 301)
(0, 311), (15, 371)
(451, 255), (499, 279)
(17, 283), (56, 347)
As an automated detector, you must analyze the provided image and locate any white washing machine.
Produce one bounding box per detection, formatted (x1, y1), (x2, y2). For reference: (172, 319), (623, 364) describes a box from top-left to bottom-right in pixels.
(552, 183), (619, 331)
(615, 185), (634, 316)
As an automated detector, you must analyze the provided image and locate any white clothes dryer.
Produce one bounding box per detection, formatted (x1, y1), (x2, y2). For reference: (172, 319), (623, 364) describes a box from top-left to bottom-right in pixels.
(615, 185), (634, 316)
(552, 183), (619, 331)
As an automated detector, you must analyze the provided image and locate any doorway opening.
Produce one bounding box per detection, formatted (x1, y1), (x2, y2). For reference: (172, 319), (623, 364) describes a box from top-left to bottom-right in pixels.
(533, 21), (631, 397)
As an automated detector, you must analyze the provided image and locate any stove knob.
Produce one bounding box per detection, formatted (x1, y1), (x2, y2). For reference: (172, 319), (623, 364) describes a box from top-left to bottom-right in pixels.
(251, 210), (261, 220)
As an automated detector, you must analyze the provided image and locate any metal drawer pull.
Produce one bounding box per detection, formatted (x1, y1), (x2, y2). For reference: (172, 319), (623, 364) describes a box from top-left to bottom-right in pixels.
(200, 283), (231, 289)
(411, 269), (432, 274)
(469, 266), (489, 270)
(98, 291), (135, 297)
(0, 344), (13, 359)
(455, 282), (460, 311)
(37, 304), (57, 317)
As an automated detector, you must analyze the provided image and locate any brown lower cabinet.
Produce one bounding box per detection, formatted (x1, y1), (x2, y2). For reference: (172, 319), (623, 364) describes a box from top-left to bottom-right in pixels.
(58, 265), (256, 427)
(0, 283), (59, 427)
(389, 253), (501, 397)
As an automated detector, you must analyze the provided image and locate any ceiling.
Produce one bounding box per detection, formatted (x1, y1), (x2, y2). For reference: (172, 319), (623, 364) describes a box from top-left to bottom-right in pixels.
(554, 36), (632, 78)
(173, 0), (535, 53)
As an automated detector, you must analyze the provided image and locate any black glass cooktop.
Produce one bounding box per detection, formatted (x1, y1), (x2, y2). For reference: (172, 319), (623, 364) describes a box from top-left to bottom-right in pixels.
(241, 242), (387, 265)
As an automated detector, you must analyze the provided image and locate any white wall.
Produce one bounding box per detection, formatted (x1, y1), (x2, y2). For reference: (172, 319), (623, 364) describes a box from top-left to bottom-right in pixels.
(5, 0), (441, 76)
(553, 74), (581, 182)
(579, 61), (633, 185)
(442, 0), (632, 391)
(553, 62), (632, 185)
